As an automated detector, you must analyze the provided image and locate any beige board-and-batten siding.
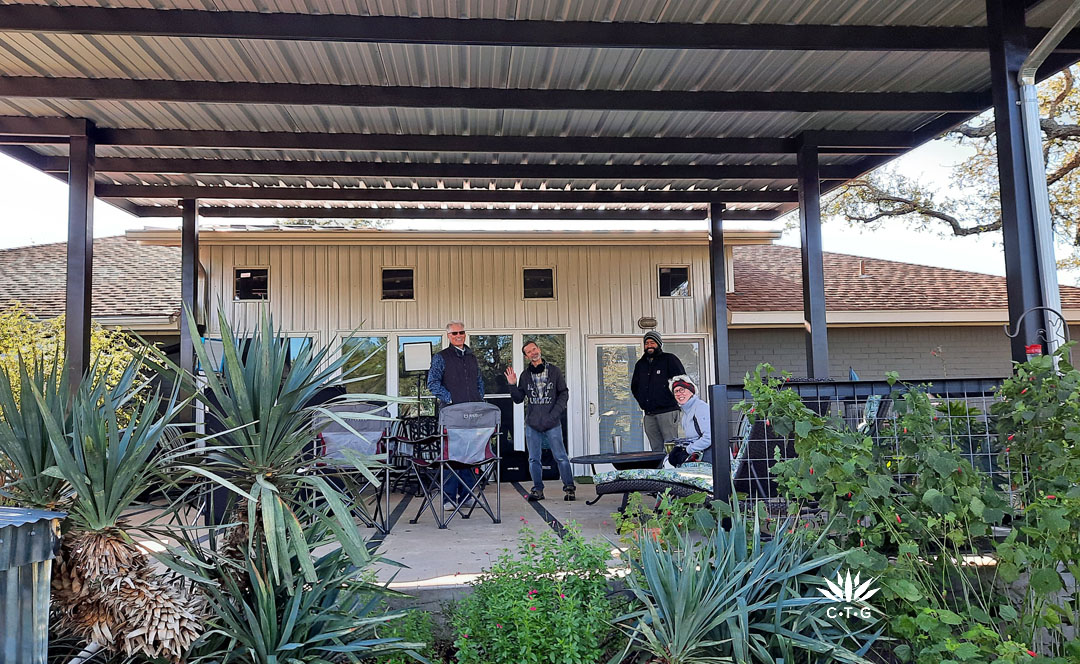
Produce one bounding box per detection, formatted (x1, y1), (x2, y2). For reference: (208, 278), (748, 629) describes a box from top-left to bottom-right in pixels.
(200, 238), (727, 458)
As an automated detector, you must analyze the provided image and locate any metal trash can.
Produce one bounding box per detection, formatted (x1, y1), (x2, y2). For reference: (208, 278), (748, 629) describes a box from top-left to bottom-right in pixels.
(0, 507), (65, 664)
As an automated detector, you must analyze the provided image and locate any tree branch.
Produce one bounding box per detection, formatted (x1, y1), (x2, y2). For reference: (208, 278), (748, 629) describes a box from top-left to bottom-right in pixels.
(841, 181), (1003, 236)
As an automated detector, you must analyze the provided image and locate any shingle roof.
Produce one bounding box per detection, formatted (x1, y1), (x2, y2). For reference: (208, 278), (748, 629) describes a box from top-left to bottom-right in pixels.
(3, 236), (1079, 321)
(0, 236), (180, 319)
(729, 244), (1080, 312)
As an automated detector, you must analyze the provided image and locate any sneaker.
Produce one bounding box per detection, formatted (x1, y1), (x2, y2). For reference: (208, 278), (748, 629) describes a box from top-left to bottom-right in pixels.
(527, 489), (545, 502)
(563, 486), (576, 501)
(442, 501), (457, 511)
(460, 497), (478, 508)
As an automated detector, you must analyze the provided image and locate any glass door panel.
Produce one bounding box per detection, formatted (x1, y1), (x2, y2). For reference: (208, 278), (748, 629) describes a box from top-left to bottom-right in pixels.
(398, 335), (441, 417)
(588, 340), (646, 455)
(665, 340), (703, 390)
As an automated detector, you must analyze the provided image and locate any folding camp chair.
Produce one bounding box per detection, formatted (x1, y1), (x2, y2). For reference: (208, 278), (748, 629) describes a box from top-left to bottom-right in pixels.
(315, 402), (392, 533)
(408, 401), (501, 529)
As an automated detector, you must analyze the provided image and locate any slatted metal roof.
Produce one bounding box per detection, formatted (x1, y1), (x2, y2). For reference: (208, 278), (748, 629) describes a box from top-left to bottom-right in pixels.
(0, 0), (1077, 221)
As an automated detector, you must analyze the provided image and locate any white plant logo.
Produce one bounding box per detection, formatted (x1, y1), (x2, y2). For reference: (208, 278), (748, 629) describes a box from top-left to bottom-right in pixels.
(819, 569), (879, 619)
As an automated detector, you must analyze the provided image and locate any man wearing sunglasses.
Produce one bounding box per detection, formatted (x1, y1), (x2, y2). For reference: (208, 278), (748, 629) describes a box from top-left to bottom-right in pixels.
(427, 320), (485, 509)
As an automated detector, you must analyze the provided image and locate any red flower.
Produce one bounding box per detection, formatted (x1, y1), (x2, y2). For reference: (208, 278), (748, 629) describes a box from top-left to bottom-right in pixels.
(528, 589), (537, 596)
(847, 492), (853, 499)
(496, 624), (502, 629)
(529, 606), (537, 611)
(903, 427), (908, 434)
(1021, 388), (1028, 395)
(809, 467), (814, 475)
(765, 419), (771, 426)
(749, 407), (755, 414)
(1047, 495), (1057, 500)
(957, 467), (962, 474)
(896, 515), (902, 524)
(1028, 650), (1037, 657)
(859, 539), (865, 547)
(559, 593), (566, 598)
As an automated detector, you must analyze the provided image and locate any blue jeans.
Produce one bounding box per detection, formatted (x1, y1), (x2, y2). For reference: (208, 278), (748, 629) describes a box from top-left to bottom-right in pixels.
(525, 424), (575, 492)
(443, 466), (478, 503)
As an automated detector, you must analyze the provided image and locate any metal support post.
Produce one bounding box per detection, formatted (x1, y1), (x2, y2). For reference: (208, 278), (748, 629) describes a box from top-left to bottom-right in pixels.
(65, 126), (95, 388)
(180, 198), (200, 376)
(797, 136), (829, 378)
(987, 0), (1046, 364)
(707, 203), (732, 506)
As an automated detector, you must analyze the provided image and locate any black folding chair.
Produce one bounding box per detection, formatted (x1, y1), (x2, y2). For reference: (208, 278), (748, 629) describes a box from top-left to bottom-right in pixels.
(315, 402), (392, 533)
(408, 402), (501, 529)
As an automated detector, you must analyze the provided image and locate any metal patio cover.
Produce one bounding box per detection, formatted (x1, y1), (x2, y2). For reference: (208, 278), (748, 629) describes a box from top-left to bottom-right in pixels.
(1, 0), (1079, 221)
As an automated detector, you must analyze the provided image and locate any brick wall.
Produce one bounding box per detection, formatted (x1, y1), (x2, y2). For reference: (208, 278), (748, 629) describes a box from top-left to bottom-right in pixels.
(727, 325), (1080, 383)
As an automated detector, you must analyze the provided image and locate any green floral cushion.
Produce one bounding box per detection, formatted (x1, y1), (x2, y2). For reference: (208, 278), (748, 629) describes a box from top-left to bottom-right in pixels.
(592, 461), (715, 493)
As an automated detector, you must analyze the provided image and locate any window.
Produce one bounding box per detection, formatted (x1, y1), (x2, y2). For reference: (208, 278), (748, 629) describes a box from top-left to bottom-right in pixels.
(398, 335), (442, 417)
(341, 336), (389, 395)
(235, 268), (269, 301)
(382, 268), (414, 300)
(523, 267), (555, 299)
(658, 265), (690, 298)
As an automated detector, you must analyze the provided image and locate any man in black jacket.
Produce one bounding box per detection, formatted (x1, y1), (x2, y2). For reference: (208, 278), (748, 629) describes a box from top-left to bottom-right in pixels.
(505, 341), (576, 502)
(631, 330), (686, 451)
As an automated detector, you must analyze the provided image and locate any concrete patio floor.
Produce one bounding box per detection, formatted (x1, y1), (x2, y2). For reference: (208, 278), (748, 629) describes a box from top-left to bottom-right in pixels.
(370, 481), (626, 591)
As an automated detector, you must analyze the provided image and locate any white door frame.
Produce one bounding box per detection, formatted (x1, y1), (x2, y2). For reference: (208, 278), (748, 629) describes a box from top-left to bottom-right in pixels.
(583, 334), (712, 457)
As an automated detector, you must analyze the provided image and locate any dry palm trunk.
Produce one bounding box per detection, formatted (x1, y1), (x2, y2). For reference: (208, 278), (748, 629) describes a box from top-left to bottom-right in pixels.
(52, 528), (204, 663)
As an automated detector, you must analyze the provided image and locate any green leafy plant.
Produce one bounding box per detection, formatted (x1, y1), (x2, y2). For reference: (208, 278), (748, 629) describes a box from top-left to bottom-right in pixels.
(189, 528), (421, 664)
(615, 503), (878, 664)
(378, 609), (435, 664)
(0, 350), (71, 508)
(171, 307), (398, 585)
(452, 523), (615, 664)
(737, 362), (1076, 664)
(990, 343), (1080, 659)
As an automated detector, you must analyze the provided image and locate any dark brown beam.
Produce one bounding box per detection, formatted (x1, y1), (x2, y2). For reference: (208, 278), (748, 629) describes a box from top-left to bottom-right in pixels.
(44, 156), (860, 181)
(0, 116), (87, 136)
(0, 5), (1076, 53)
(97, 183), (799, 204)
(797, 137), (829, 378)
(92, 127), (913, 155)
(0, 135), (67, 145)
(66, 129), (95, 387)
(179, 199), (199, 378)
(0, 76), (991, 113)
(132, 205), (779, 221)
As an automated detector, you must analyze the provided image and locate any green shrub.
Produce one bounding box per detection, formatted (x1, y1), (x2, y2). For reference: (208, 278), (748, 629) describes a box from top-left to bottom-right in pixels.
(615, 504), (878, 664)
(452, 523), (614, 664)
(738, 360), (1080, 664)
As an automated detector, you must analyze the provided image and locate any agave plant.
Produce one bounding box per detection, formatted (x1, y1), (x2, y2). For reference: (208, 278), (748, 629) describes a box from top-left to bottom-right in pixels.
(0, 349), (71, 509)
(188, 518), (423, 664)
(174, 307), (398, 586)
(615, 506), (880, 664)
(32, 352), (204, 663)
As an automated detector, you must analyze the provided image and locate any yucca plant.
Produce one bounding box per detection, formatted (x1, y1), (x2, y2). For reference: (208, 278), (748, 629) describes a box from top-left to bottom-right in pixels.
(0, 349), (71, 509)
(172, 307), (399, 586)
(188, 519), (423, 664)
(615, 506), (881, 664)
(32, 353), (204, 663)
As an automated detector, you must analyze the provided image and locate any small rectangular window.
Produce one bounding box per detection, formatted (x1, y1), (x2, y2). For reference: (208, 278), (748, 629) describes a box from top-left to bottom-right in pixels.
(523, 267), (555, 299)
(658, 266), (690, 298)
(382, 268), (414, 300)
(235, 268), (269, 301)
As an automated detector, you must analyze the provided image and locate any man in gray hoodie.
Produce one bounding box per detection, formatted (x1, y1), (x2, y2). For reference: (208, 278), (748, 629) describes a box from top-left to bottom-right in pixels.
(504, 341), (576, 502)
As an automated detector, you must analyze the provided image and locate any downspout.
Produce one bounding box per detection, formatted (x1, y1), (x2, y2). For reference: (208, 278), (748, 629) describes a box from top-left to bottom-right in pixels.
(1018, 2), (1080, 355)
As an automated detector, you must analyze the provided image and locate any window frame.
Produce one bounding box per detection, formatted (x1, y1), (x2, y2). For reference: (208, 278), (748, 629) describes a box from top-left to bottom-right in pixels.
(521, 265), (557, 301)
(657, 264), (692, 299)
(380, 266), (416, 302)
(233, 265), (270, 302)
